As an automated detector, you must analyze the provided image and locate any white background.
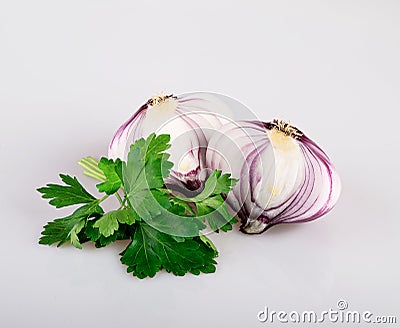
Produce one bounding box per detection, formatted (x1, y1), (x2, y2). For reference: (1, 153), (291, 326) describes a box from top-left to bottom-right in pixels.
(1, 1), (399, 327)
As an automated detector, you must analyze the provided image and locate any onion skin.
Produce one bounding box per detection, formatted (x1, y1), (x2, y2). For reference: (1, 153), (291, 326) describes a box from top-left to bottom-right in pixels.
(206, 120), (341, 234)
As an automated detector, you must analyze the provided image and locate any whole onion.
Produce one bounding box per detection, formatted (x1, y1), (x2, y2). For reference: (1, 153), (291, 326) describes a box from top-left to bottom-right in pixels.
(206, 119), (341, 234)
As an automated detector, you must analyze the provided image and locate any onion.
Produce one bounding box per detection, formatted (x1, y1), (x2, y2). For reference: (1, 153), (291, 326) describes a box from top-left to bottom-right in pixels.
(109, 92), (341, 234)
(206, 119), (341, 234)
(109, 92), (235, 189)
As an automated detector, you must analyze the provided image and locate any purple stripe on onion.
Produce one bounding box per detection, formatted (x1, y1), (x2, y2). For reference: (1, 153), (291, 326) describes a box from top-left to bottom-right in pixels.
(206, 119), (341, 234)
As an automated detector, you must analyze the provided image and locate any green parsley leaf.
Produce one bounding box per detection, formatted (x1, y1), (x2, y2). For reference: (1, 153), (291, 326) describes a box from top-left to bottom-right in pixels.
(37, 174), (96, 208)
(93, 208), (137, 237)
(213, 171), (239, 195)
(39, 204), (103, 249)
(169, 170), (238, 232)
(120, 222), (217, 278)
(82, 220), (134, 248)
(96, 233), (119, 248)
(170, 196), (196, 215)
(96, 158), (123, 195)
(144, 201), (206, 237)
(123, 133), (173, 194)
(135, 133), (171, 162)
(122, 134), (205, 237)
(176, 170), (237, 203)
(127, 189), (169, 221)
(190, 236), (218, 274)
(82, 219), (101, 242)
(199, 233), (218, 254)
(196, 196), (238, 232)
(93, 211), (119, 237)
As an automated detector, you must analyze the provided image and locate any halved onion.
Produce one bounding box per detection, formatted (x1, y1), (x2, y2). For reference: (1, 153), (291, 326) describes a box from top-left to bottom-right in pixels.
(109, 93), (234, 187)
(206, 119), (341, 234)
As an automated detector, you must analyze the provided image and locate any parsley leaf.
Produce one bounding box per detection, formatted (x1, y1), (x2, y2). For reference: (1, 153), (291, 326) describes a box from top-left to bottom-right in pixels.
(81, 220), (134, 248)
(96, 158), (123, 195)
(123, 133), (173, 194)
(122, 134), (206, 236)
(212, 171), (239, 195)
(120, 222), (217, 278)
(39, 204), (103, 249)
(93, 208), (137, 237)
(181, 170), (237, 203)
(82, 219), (101, 242)
(171, 170), (238, 232)
(37, 174), (96, 208)
(196, 195), (238, 232)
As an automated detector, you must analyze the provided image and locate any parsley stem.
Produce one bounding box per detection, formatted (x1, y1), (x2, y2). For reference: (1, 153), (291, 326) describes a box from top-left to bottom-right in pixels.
(97, 194), (109, 204)
(78, 158), (106, 182)
(82, 171), (106, 181)
(86, 156), (99, 165)
(115, 192), (124, 205)
(79, 158), (100, 172)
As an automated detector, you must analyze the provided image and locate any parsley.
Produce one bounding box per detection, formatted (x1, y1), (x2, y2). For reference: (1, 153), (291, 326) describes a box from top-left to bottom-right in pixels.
(93, 209), (137, 237)
(39, 203), (103, 249)
(96, 158), (123, 195)
(120, 222), (217, 278)
(38, 133), (238, 279)
(37, 174), (96, 208)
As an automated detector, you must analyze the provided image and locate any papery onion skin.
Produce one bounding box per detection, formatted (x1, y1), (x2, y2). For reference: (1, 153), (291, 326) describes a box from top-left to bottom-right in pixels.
(206, 119), (341, 234)
(108, 93), (232, 188)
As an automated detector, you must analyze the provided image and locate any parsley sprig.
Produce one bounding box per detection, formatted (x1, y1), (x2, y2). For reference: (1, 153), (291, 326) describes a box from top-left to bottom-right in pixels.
(38, 134), (237, 278)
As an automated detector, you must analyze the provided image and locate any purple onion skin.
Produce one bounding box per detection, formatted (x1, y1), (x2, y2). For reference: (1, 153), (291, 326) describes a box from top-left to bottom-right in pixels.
(109, 102), (148, 157)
